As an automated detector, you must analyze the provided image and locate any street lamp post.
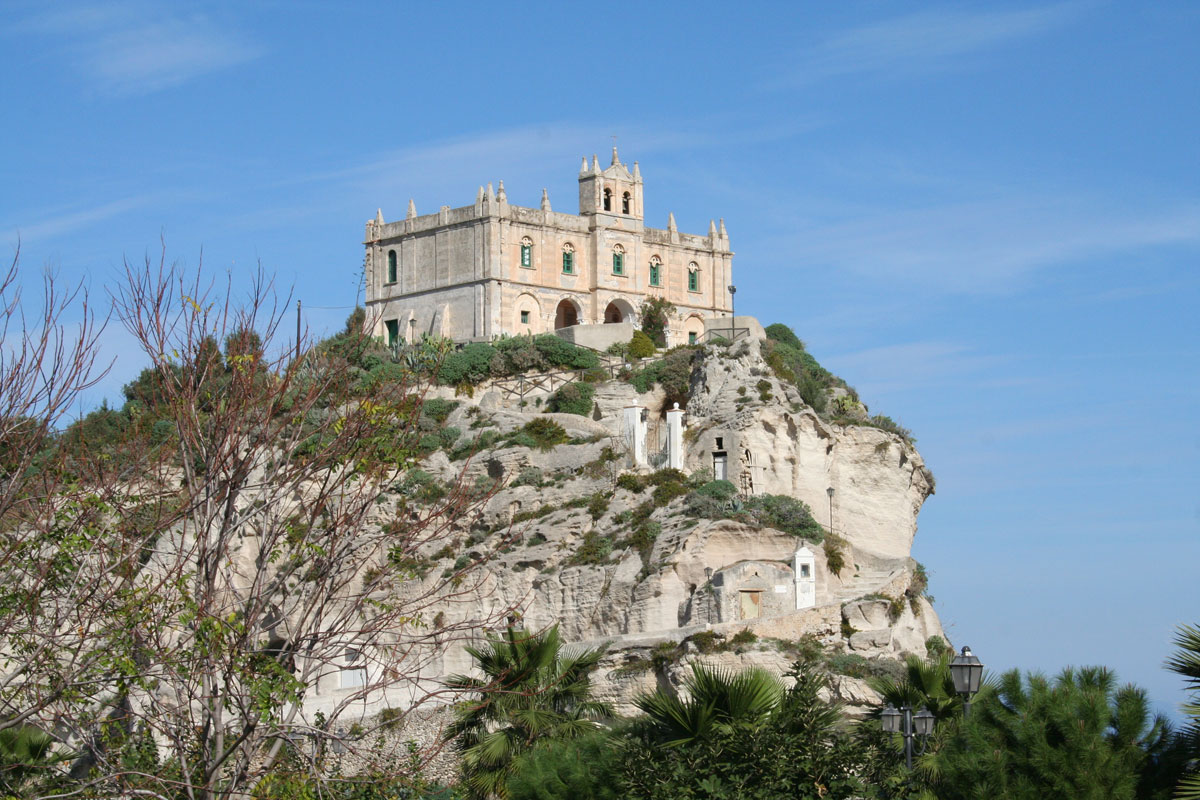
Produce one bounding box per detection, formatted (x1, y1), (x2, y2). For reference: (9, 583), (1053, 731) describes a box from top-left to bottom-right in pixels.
(949, 645), (984, 716)
(728, 284), (737, 321)
(881, 704), (934, 769)
(826, 486), (834, 535)
(882, 646), (984, 773)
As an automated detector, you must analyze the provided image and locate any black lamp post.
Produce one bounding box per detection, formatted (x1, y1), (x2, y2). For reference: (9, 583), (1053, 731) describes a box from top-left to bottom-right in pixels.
(949, 645), (984, 716)
(881, 704), (935, 769)
(826, 486), (834, 534)
(728, 284), (737, 321)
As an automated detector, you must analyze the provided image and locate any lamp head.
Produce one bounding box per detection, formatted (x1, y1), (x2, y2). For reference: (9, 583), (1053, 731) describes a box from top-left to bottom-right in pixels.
(950, 645), (984, 696)
(881, 704), (901, 733)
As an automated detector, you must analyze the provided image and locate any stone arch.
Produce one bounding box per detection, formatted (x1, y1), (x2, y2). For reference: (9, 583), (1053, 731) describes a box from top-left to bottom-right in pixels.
(554, 296), (582, 329)
(514, 292), (541, 332)
(603, 297), (636, 324)
(683, 313), (705, 345)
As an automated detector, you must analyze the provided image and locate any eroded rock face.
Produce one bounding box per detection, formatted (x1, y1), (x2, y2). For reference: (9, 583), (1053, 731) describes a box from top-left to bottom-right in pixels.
(325, 330), (945, 720)
(684, 341), (934, 559)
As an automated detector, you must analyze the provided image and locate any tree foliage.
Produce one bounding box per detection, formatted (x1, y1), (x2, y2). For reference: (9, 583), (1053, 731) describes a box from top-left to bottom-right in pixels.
(504, 730), (621, 800)
(1167, 623), (1200, 798)
(923, 666), (1180, 800)
(638, 297), (674, 348)
(618, 662), (868, 799)
(446, 625), (610, 800)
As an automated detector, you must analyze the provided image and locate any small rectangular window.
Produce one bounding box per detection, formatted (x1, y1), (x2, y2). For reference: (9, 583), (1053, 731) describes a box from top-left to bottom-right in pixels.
(520, 310), (530, 324)
(715, 437), (723, 449)
(340, 666), (366, 689)
(562, 252), (574, 274)
(688, 270), (699, 292)
(649, 264), (660, 286)
(613, 253), (624, 275)
(520, 244), (532, 268)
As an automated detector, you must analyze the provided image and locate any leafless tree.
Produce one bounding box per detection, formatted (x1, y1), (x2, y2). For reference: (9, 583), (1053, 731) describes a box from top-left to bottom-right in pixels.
(0, 246), (124, 745)
(1, 251), (510, 799)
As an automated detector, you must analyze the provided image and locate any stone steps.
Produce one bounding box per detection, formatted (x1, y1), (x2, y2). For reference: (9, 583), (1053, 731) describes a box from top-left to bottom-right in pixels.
(834, 566), (905, 603)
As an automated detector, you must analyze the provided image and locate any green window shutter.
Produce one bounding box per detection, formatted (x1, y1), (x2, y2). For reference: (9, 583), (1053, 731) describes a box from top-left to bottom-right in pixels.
(688, 269), (699, 292)
(613, 253), (624, 274)
(563, 252), (573, 273)
(521, 244), (532, 267)
(689, 332), (697, 345)
(387, 251), (397, 283)
(650, 263), (660, 286)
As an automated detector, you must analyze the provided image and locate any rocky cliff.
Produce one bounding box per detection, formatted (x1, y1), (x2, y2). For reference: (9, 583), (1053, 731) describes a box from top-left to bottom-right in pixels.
(318, 329), (944, 729)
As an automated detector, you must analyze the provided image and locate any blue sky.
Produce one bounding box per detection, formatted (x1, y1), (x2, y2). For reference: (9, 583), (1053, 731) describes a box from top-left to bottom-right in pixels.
(3, 1), (1198, 717)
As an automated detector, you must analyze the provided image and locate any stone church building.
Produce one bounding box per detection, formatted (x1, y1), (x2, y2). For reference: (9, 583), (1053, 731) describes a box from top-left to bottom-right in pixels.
(362, 148), (734, 345)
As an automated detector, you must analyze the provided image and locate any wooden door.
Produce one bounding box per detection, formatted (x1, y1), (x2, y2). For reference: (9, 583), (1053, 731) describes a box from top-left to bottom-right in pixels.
(739, 590), (762, 620)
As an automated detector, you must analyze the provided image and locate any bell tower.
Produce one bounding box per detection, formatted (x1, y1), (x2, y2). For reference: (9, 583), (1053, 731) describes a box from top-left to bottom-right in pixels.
(578, 147), (643, 220)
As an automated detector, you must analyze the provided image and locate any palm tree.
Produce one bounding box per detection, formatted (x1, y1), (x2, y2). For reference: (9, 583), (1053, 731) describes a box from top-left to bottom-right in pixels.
(1167, 623), (1200, 799)
(0, 724), (69, 795)
(623, 662), (868, 799)
(867, 652), (964, 723)
(445, 625), (609, 800)
(632, 663), (783, 746)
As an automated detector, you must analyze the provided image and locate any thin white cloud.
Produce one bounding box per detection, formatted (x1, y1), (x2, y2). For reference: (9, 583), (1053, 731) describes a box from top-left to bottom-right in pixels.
(4, 195), (153, 245)
(14, 2), (262, 96)
(789, 200), (1200, 294)
(779, 3), (1082, 87)
(825, 340), (1008, 395)
(288, 120), (808, 220)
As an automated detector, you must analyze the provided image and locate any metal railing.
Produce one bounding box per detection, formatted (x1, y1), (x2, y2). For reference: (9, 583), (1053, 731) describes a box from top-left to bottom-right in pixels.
(698, 326), (751, 344)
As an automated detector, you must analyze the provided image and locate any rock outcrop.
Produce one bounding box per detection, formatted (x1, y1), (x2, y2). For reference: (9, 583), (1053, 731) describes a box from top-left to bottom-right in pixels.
(309, 328), (945, 725)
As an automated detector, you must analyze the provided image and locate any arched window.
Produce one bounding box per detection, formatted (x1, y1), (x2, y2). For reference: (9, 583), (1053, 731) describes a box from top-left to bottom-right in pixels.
(622, 191), (631, 214)
(603, 188), (612, 211)
(561, 242), (575, 274)
(612, 244), (625, 276)
(649, 255), (662, 287)
(387, 250), (397, 284)
(519, 236), (533, 269)
(688, 261), (700, 292)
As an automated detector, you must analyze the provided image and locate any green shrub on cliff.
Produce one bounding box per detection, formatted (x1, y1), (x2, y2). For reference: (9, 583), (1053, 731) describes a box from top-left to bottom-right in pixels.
(546, 381), (595, 416)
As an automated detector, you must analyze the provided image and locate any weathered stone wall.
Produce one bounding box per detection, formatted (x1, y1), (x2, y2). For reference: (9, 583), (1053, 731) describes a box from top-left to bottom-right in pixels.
(554, 321), (634, 351)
